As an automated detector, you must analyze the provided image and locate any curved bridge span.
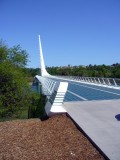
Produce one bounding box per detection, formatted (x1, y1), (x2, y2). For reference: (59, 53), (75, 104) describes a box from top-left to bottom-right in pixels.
(34, 35), (120, 160)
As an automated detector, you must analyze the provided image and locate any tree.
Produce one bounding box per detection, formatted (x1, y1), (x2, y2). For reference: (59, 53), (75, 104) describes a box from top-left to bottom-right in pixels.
(0, 41), (31, 117)
(0, 40), (8, 63)
(8, 45), (28, 67)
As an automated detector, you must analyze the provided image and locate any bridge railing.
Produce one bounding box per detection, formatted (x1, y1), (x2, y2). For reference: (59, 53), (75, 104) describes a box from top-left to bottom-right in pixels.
(55, 76), (120, 88)
(35, 75), (58, 96)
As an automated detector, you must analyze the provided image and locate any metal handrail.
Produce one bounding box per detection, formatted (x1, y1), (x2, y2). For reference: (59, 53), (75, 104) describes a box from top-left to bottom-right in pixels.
(35, 75), (59, 96)
(55, 76), (120, 88)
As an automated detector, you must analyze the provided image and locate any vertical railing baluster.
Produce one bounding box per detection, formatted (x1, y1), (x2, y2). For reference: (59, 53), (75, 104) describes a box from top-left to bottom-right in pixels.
(107, 78), (111, 85)
(94, 78), (97, 83)
(98, 78), (101, 84)
(113, 79), (117, 86)
(91, 78), (93, 83)
(102, 78), (106, 85)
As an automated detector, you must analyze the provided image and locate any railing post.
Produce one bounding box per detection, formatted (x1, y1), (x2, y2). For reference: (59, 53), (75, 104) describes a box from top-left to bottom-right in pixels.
(102, 78), (106, 85)
(98, 78), (101, 84)
(90, 78), (93, 83)
(113, 79), (117, 86)
(107, 78), (111, 85)
(94, 78), (97, 83)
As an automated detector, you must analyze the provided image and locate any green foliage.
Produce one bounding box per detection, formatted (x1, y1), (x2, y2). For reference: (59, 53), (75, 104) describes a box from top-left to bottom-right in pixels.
(28, 93), (46, 119)
(8, 45), (28, 67)
(0, 62), (31, 117)
(23, 63), (120, 79)
(0, 40), (47, 121)
(46, 64), (120, 78)
(0, 40), (31, 119)
(0, 40), (8, 62)
(24, 68), (40, 77)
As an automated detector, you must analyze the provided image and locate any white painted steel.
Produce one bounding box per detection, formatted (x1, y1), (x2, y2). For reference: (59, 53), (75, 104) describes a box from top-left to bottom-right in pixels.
(39, 35), (50, 77)
(35, 75), (57, 95)
(45, 82), (68, 116)
(37, 36), (69, 116)
(35, 75), (68, 116)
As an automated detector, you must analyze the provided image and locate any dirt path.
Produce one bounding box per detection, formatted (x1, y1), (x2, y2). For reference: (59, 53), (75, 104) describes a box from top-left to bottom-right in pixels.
(0, 114), (105, 160)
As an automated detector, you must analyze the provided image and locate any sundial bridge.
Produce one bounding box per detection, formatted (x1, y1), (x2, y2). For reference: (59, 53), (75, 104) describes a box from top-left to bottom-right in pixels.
(33, 35), (120, 160)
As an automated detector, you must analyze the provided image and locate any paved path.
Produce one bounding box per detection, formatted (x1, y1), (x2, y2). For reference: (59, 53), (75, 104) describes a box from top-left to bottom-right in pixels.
(64, 99), (120, 160)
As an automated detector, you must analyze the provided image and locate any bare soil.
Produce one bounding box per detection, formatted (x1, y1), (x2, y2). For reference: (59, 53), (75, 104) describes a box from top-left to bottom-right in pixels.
(0, 114), (105, 160)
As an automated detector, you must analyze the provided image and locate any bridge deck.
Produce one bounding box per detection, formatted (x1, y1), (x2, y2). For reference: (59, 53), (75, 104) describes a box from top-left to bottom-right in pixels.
(64, 99), (120, 160)
(64, 81), (120, 102)
(50, 77), (120, 101)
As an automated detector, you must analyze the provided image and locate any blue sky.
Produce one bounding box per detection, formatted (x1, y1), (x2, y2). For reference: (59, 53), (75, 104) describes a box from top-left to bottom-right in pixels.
(0, 0), (120, 68)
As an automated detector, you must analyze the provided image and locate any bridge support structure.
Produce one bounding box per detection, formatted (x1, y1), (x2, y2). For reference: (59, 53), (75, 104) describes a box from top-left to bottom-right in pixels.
(35, 75), (68, 117)
(45, 81), (68, 117)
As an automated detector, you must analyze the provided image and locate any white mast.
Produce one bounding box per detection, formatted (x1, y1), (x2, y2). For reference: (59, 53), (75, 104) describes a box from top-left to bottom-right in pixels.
(39, 35), (50, 77)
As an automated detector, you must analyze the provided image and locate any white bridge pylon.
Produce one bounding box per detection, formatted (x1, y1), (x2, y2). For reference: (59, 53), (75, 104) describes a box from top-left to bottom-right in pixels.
(38, 35), (50, 77)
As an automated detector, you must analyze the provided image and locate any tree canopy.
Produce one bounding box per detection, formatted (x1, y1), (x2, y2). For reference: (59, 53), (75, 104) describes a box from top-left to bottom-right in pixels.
(46, 64), (120, 78)
(0, 40), (31, 117)
(22, 63), (120, 78)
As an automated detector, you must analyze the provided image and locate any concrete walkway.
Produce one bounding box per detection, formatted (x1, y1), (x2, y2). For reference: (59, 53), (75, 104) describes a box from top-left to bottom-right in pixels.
(64, 99), (120, 160)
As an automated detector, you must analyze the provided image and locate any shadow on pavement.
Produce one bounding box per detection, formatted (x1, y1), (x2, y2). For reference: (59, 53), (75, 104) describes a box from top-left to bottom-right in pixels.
(115, 114), (120, 121)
